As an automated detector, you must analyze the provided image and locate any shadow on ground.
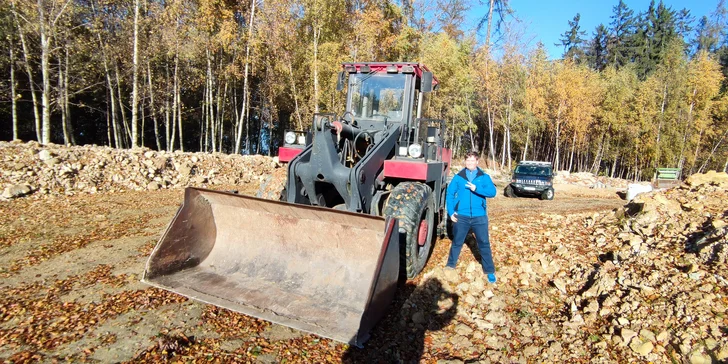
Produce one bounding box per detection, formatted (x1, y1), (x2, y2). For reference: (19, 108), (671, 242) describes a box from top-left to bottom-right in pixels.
(342, 277), (459, 363)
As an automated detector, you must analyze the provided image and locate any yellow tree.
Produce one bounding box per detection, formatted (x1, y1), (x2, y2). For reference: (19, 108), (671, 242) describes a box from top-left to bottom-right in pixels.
(682, 50), (723, 173)
(523, 43), (550, 161)
(548, 59), (597, 171)
(648, 38), (688, 172)
(562, 64), (599, 172)
(420, 32), (475, 155)
(596, 65), (638, 176)
(491, 25), (527, 170)
(699, 94), (728, 173)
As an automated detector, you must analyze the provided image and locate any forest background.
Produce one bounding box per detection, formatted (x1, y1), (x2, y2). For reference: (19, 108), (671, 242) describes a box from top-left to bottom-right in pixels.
(2, 0), (728, 180)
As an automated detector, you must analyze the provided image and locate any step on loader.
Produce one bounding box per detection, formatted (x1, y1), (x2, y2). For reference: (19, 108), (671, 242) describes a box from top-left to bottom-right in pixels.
(143, 63), (452, 347)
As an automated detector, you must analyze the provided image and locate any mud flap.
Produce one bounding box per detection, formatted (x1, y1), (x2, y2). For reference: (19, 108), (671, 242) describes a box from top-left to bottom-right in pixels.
(142, 188), (399, 347)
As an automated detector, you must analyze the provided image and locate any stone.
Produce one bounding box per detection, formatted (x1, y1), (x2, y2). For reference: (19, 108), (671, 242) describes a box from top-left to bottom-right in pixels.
(485, 311), (506, 326)
(621, 329), (637, 345)
(455, 324), (473, 336)
(630, 339), (653, 356)
(553, 278), (567, 294)
(522, 345), (540, 357)
(147, 182), (161, 190)
(639, 329), (656, 342)
(2, 184), (32, 199)
(689, 352), (711, 364)
(38, 150), (52, 160)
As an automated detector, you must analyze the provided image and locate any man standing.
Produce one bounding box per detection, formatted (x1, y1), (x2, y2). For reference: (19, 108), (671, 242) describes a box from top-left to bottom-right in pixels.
(445, 151), (498, 283)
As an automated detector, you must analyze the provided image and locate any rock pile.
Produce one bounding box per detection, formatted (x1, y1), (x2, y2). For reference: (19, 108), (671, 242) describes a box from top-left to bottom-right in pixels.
(554, 170), (631, 189)
(0, 141), (281, 199)
(552, 171), (728, 362)
(389, 171), (728, 362)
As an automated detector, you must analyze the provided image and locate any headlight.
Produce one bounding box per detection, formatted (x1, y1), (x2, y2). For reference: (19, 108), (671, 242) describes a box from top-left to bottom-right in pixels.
(284, 131), (296, 144)
(408, 143), (422, 158)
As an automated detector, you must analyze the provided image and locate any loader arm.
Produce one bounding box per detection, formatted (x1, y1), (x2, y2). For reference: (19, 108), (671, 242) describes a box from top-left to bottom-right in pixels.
(285, 114), (402, 214)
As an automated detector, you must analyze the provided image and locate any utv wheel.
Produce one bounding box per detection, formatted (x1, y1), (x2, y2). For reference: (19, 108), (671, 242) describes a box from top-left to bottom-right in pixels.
(540, 188), (554, 200)
(505, 185), (515, 198)
(383, 182), (435, 279)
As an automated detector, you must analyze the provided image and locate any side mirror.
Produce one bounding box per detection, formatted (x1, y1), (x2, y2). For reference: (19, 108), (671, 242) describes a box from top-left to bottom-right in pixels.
(421, 72), (433, 93)
(336, 71), (345, 91)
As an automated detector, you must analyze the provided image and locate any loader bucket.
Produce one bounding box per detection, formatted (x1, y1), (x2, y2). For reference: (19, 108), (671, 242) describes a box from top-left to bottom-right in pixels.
(142, 188), (400, 346)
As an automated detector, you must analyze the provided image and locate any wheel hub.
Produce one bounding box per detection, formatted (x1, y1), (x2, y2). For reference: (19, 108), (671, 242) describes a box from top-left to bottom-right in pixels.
(417, 220), (429, 246)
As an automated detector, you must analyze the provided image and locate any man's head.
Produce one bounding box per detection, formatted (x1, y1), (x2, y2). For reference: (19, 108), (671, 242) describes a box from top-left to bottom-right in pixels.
(465, 151), (479, 171)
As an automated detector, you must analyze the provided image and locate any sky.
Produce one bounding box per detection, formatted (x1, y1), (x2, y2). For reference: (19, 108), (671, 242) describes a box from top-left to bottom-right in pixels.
(465, 0), (718, 59)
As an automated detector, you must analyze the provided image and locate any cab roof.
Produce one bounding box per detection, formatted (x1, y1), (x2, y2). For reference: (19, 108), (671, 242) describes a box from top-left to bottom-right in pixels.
(341, 62), (440, 88)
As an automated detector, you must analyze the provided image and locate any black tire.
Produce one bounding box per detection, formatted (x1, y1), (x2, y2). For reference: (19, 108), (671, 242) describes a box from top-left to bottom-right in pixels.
(540, 188), (554, 200)
(383, 182), (435, 279)
(505, 185), (515, 198)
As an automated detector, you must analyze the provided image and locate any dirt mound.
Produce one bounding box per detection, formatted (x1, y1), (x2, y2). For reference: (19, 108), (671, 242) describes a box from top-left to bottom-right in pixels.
(549, 172), (728, 361)
(0, 141), (283, 199)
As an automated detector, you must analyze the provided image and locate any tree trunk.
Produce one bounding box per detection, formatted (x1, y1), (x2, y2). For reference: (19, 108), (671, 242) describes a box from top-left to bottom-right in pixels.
(38, 0), (52, 144)
(506, 96), (512, 170)
(690, 128), (704, 175)
(245, 87), (251, 153)
(147, 61), (161, 151)
(483, 0), (495, 164)
(234, 0), (256, 154)
(60, 51), (70, 144)
(130, 0), (140, 148)
(218, 79), (227, 152)
(700, 128), (728, 173)
(522, 126), (530, 161)
(177, 64), (184, 152)
(466, 96), (476, 150)
(568, 133), (576, 172)
(486, 102), (495, 164)
(92, 0), (119, 147)
(268, 91), (274, 156)
(170, 56), (178, 151)
(12, 0), (42, 142)
(106, 94), (112, 146)
(207, 49), (216, 153)
(313, 25), (321, 113)
(591, 132), (605, 174)
(105, 60), (120, 148)
(554, 103), (563, 171)
(654, 83), (667, 171)
(115, 63), (130, 145)
(678, 89), (697, 171)
(10, 37), (18, 140)
(200, 91), (207, 152)
(288, 57), (303, 130)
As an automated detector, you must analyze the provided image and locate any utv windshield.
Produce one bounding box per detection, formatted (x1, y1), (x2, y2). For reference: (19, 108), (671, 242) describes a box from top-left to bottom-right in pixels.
(349, 73), (406, 122)
(515, 165), (552, 176)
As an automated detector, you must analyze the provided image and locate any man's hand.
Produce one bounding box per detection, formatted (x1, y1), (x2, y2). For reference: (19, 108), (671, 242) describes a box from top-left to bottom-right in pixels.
(451, 213), (458, 223)
(466, 181), (476, 192)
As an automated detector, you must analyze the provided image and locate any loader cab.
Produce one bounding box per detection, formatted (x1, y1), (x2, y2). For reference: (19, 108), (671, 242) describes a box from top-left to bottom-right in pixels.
(347, 72), (410, 128)
(340, 63), (435, 131)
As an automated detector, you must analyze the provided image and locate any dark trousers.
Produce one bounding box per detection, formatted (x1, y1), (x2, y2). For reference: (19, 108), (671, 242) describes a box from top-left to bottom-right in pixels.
(446, 215), (495, 274)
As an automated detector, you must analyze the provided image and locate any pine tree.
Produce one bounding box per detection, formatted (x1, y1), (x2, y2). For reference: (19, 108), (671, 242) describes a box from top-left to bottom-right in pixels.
(586, 24), (609, 71)
(608, 0), (635, 68)
(558, 13), (586, 62)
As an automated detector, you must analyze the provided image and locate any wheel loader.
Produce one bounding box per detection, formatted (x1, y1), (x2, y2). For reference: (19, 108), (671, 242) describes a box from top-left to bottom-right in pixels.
(143, 62), (452, 347)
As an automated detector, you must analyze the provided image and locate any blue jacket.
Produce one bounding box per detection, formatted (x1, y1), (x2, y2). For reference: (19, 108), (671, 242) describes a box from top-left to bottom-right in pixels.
(446, 167), (496, 218)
